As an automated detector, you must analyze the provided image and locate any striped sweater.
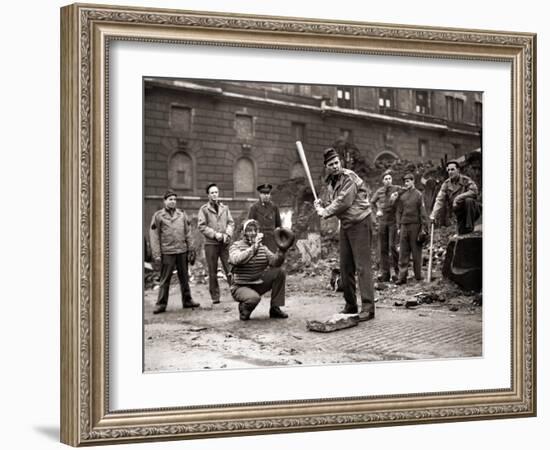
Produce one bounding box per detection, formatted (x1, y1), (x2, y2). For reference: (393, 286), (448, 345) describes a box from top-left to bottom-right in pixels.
(229, 240), (284, 284)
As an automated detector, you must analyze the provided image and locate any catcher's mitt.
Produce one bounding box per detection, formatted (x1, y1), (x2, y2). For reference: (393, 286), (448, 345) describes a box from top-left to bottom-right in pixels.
(273, 227), (295, 251)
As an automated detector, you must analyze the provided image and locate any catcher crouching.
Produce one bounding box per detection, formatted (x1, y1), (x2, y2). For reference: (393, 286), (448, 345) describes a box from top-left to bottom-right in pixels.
(228, 220), (295, 321)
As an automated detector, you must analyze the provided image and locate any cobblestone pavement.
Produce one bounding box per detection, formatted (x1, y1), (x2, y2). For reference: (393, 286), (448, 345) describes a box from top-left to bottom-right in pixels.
(144, 274), (482, 372)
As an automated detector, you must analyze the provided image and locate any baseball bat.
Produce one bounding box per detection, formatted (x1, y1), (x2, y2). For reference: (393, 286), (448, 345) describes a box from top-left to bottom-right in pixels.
(295, 141), (318, 201)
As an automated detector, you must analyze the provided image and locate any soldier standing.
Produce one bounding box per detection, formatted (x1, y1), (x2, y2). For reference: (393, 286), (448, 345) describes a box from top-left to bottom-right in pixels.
(394, 173), (429, 285)
(314, 148), (375, 322)
(370, 171), (400, 282)
(198, 183), (234, 304)
(149, 191), (199, 314)
(247, 183), (282, 252)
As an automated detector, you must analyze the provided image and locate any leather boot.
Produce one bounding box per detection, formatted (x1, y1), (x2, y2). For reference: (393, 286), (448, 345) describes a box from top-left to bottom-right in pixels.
(359, 302), (375, 322)
(340, 303), (358, 314)
(239, 303), (252, 321)
(183, 299), (200, 308)
(269, 306), (288, 319)
(153, 305), (166, 314)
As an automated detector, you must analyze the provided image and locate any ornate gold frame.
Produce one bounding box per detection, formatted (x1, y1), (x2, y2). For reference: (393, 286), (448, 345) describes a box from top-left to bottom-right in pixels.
(60, 3), (536, 446)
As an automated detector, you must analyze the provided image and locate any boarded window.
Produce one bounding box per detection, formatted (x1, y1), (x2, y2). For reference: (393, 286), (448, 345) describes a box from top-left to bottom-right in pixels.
(292, 122), (305, 142)
(170, 105), (191, 132)
(446, 97), (464, 122)
(418, 139), (428, 158)
(446, 96), (455, 121)
(234, 157), (255, 194)
(455, 98), (464, 122)
(475, 102), (482, 126)
(235, 114), (253, 139)
(415, 91), (429, 114)
(168, 152), (193, 190)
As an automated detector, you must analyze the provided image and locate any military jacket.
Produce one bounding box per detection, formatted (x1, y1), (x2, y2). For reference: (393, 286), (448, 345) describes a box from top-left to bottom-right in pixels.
(431, 174), (478, 219)
(370, 185), (400, 224)
(323, 168), (372, 229)
(149, 208), (192, 258)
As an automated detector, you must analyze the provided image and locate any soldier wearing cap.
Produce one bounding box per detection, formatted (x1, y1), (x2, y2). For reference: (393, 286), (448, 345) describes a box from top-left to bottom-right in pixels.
(314, 147), (375, 322)
(198, 183), (235, 304)
(370, 170), (400, 282)
(430, 160), (480, 235)
(149, 190), (199, 314)
(394, 173), (429, 285)
(247, 183), (282, 252)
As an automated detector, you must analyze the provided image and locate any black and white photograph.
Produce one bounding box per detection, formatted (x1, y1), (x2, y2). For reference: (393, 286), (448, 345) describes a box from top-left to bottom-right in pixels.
(143, 78), (483, 372)
(1, 0), (545, 447)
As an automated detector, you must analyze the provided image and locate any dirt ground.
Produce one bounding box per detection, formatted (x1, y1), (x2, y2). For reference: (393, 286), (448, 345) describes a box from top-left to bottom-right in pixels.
(144, 272), (482, 372)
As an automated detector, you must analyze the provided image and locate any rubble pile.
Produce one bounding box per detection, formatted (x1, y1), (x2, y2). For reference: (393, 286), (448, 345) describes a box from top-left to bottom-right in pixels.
(370, 276), (482, 312)
(422, 225), (456, 273)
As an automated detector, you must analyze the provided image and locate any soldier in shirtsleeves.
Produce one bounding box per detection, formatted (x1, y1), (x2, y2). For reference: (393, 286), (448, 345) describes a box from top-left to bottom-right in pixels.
(197, 183), (234, 305)
(149, 190), (199, 314)
(247, 183), (282, 252)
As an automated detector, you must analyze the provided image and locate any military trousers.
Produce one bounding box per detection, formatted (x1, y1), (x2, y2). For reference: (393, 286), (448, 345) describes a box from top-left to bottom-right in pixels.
(204, 243), (231, 301)
(339, 215), (375, 314)
(378, 222), (399, 279)
(398, 223), (423, 281)
(156, 253), (192, 307)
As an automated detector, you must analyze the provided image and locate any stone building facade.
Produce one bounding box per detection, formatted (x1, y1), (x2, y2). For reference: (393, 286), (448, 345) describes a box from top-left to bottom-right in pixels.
(143, 78), (482, 234)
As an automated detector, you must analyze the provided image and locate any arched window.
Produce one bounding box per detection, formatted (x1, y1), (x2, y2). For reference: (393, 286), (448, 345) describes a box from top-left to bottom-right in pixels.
(234, 157), (255, 195)
(374, 151), (399, 165)
(373, 151), (400, 170)
(168, 151), (193, 190)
